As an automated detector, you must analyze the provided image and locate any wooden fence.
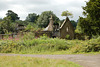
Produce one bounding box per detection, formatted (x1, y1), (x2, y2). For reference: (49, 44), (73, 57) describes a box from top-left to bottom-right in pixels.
(0, 33), (17, 40)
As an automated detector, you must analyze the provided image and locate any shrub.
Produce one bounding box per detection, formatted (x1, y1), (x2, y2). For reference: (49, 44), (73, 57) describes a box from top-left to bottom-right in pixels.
(0, 36), (100, 54)
(0, 37), (69, 53)
(65, 34), (70, 39)
(70, 36), (100, 53)
(22, 32), (35, 40)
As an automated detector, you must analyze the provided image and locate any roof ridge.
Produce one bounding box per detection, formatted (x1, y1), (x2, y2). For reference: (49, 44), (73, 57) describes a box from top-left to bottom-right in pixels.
(60, 17), (69, 29)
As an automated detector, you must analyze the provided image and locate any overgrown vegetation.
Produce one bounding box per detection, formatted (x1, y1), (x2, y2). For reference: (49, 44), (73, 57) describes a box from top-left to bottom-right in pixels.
(69, 37), (100, 53)
(0, 34), (100, 54)
(0, 36), (69, 53)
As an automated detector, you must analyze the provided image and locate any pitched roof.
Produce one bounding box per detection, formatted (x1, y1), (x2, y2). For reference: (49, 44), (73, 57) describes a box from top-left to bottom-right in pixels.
(60, 17), (69, 29)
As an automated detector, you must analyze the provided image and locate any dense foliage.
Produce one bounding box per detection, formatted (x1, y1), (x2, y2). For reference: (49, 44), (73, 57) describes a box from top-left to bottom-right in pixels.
(61, 10), (73, 18)
(0, 17), (15, 34)
(25, 13), (39, 23)
(77, 0), (100, 36)
(0, 36), (69, 53)
(0, 18), (3, 22)
(37, 11), (60, 28)
(6, 10), (20, 22)
(0, 33), (100, 54)
(0, 10), (40, 33)
(70, 20), (77, 28)
(70, 37), (100, 53)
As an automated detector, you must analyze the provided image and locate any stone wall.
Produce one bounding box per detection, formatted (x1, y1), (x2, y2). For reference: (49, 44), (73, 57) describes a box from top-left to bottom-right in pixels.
(35, 31), (52, 37)
(60, 17), (74, 39)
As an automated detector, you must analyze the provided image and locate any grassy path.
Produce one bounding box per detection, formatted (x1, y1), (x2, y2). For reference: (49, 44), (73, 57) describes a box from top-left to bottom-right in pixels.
(0, 53), (100, 67)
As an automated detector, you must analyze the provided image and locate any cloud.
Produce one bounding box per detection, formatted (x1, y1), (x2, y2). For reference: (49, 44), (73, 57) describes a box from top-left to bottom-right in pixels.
(0, 0), (10, 11)
(0, 0), (89, 21)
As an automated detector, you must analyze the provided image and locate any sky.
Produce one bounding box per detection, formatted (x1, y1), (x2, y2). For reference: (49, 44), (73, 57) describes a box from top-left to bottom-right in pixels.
(0, 0), (89, 21)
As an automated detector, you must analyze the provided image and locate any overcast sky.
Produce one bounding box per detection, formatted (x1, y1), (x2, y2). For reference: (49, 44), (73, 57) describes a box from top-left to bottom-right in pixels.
(0, 0), (89, 21)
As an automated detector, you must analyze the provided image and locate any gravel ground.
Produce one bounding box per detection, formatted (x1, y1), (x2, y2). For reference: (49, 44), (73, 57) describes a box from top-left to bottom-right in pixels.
(0, 53), (100, 67)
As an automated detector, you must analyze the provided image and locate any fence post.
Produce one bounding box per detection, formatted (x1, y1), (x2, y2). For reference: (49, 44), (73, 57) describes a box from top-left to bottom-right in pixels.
(2, 35), (3, 39)
(12, 34), (13, 39)
(0, 35), (1, 39)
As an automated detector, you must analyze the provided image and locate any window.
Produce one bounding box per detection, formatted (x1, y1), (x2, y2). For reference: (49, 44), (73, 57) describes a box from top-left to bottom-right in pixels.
(66, 27), (69, 32)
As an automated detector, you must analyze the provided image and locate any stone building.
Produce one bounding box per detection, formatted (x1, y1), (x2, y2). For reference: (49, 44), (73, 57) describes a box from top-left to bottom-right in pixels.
(35, 16), (75, 39)
(44, 15), (54, 31)
(35, 16), (53, 37)
(60, 17), (74, 39)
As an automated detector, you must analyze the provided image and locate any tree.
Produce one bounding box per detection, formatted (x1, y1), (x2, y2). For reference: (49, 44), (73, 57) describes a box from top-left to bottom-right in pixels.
(0, 18), (3, 22)
(77, 17), (90, 34)
(0, 17), (15, 34)
(83, 0), (100, 20)
(77, 0), (100, 36)
(70, 20), (77, 28)
(6, 10), (20, 22)
(15, 20), (29, 26)
(25, 13), (39, 23)
(61, 10), (73, 18)
(37, 11), (60, 28)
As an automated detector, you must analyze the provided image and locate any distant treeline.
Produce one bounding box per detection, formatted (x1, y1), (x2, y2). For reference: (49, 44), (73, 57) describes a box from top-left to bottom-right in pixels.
(0, 10), (77, 34)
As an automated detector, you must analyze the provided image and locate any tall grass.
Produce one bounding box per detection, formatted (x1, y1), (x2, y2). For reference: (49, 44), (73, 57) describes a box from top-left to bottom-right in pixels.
(0, 34), (100, 54)
(0, 35), (70, 53)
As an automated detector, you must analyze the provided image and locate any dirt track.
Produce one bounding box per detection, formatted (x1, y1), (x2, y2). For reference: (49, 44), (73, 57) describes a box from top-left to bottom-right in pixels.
(0, 53), (100, 67)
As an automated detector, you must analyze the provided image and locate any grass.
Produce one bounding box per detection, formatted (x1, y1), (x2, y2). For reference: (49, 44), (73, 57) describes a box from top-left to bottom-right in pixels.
(0, 56), (82, 67)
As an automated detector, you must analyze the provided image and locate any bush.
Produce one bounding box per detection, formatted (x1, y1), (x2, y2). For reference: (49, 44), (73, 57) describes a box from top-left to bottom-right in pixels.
(22, 32), (35, 40)
(65, 34), (70, 39)
(70, 36), (100, 53)
(0, 37), (69, 53)
(0, 35), (100, 54)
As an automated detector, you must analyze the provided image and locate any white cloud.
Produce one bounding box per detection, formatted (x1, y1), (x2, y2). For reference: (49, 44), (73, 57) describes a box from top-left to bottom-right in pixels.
(0, 0), (89, 21)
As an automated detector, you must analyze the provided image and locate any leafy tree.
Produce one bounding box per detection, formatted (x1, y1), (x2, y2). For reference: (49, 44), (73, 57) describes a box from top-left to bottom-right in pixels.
(25, 13), (39, 23)
(61, 10), (73, 18)
(25, 23), (36, 31)
(0, 18), (3, 22)
(70, 20), (77, 28)
(83, 0), (100, 20)
(15, 20), (29, 26)
(0, 17), (15, 34)
(37, 11), (60, 28)
(77, 0), (100, 36)
(6, 10), (20, 22)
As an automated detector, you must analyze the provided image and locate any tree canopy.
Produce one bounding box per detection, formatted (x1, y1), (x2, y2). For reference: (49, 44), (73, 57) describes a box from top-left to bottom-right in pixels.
(70, 20), (77, 28)
(6, 10), (20, 22)
(0, 17), (15, 34)
(37, 11), (60, 28)
(77, 0), (100, 36)
(25, 13), (39, 23)
(61, 10), (73, 18)
(0, 18), (3, 22)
